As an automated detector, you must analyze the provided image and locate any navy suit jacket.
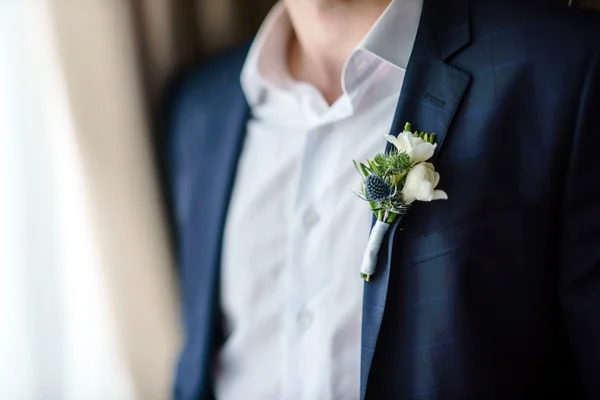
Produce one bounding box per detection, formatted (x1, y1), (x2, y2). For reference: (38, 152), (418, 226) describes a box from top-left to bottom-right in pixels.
(166, 0), (600, 398)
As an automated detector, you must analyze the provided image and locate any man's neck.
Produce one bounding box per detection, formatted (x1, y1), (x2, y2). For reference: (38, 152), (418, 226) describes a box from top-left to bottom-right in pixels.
(285, 0), (392, 104)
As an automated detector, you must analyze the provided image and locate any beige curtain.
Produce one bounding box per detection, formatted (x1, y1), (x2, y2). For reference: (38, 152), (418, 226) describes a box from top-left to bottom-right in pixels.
(1, 0), (276, 398)
(1, 0), (182, 398)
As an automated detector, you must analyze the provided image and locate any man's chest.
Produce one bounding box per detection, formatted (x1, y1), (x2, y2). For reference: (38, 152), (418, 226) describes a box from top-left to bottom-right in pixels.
(216, 94), (400, 398)
(220, 95), (401, 311)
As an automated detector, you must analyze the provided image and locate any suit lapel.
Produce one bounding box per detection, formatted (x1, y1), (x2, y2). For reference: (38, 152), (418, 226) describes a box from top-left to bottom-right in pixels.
(360, 0), (472, 397)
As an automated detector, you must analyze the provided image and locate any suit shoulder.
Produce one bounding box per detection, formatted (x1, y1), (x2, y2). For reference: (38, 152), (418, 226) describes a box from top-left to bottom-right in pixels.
(167, 41), (251, 113)
(470, 0), (600, 55)
(162, 42), (250, 192)
(163, 41), (250, 153)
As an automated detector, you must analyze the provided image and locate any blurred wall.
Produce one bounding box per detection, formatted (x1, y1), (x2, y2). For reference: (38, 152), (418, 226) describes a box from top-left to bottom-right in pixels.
(580, 0), (600, 9)
(132, 0), (275, 103)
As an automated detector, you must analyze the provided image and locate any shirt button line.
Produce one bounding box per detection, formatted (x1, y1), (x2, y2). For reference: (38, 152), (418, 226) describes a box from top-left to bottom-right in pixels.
(297, 308), (314, 331)
(302, 205), (320, 230)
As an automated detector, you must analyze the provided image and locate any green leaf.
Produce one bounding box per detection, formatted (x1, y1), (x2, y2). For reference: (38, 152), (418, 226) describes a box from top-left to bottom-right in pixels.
(429, 133), (435, 144)
(373, 153), (388, 172)
(404, 122), (412, 132)
(361, 162), (372, 176)
(354, 160), (369, 177)
(368, 159), (380, 175)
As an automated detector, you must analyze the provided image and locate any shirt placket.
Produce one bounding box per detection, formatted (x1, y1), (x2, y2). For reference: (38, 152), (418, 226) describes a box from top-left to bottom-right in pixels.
(281, 85), (331, 398)
(280, 130), (313, 400)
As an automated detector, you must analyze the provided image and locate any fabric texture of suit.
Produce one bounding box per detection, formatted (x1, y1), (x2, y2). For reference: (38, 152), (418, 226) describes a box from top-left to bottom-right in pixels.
(166, 0), (600, 398)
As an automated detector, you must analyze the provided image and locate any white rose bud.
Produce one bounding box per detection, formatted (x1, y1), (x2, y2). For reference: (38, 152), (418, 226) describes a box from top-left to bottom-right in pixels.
(384, 131), (437, 163)
(401, 162), (448, 204)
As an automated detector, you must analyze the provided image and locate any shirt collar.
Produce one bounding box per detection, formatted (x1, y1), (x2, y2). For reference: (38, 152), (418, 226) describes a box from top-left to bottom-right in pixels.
(357, 0), (423, 71)
(241, 2), (291, 107)
(340, 0), (423, 108)
(241, 0), (423, 109)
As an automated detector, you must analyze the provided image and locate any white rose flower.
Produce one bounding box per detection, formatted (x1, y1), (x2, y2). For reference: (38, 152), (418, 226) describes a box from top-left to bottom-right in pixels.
(401, 162), (448, 204)
(384, 130), (437, 163)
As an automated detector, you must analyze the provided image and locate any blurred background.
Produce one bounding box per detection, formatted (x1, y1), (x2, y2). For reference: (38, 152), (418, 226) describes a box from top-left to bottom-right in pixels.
(0, 0), (598, 399)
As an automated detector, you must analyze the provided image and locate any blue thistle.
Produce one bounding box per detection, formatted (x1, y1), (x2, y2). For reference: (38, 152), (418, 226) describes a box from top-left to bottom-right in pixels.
(365, 174), (392, 202)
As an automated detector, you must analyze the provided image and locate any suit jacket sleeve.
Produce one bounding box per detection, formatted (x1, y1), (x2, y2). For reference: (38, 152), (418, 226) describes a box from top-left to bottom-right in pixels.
(560, 47), (600, 398)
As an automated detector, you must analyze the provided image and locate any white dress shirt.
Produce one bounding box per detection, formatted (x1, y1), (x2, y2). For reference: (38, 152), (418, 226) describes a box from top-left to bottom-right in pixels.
(217, 1), (423, 399)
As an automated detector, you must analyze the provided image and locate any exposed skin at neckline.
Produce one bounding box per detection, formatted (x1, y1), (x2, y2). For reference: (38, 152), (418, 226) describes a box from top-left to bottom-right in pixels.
(284, 0), (392, 104)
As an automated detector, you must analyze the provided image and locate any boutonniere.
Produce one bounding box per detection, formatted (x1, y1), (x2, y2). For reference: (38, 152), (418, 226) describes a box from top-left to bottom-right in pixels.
(354, 122), (448, 281)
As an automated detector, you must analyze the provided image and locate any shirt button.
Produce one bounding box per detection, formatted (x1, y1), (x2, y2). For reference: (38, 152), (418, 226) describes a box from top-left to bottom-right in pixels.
(318, 125), (332, 134)
(303, 205), (320, 230)
(297, 308), (313, 331)
(356, 58), (369, 72)
(255, 88), (268, 106)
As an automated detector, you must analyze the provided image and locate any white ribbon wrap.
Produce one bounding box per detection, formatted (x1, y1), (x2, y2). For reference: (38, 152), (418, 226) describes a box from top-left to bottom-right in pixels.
(360, 220), (391, 276)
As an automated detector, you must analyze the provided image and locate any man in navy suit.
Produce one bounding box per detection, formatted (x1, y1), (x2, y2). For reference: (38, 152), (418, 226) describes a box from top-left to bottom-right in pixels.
(166, 0), (600, 398)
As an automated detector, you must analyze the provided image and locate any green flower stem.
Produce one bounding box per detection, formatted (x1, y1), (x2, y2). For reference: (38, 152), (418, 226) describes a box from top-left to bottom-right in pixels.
(386, 212), (398, 224)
